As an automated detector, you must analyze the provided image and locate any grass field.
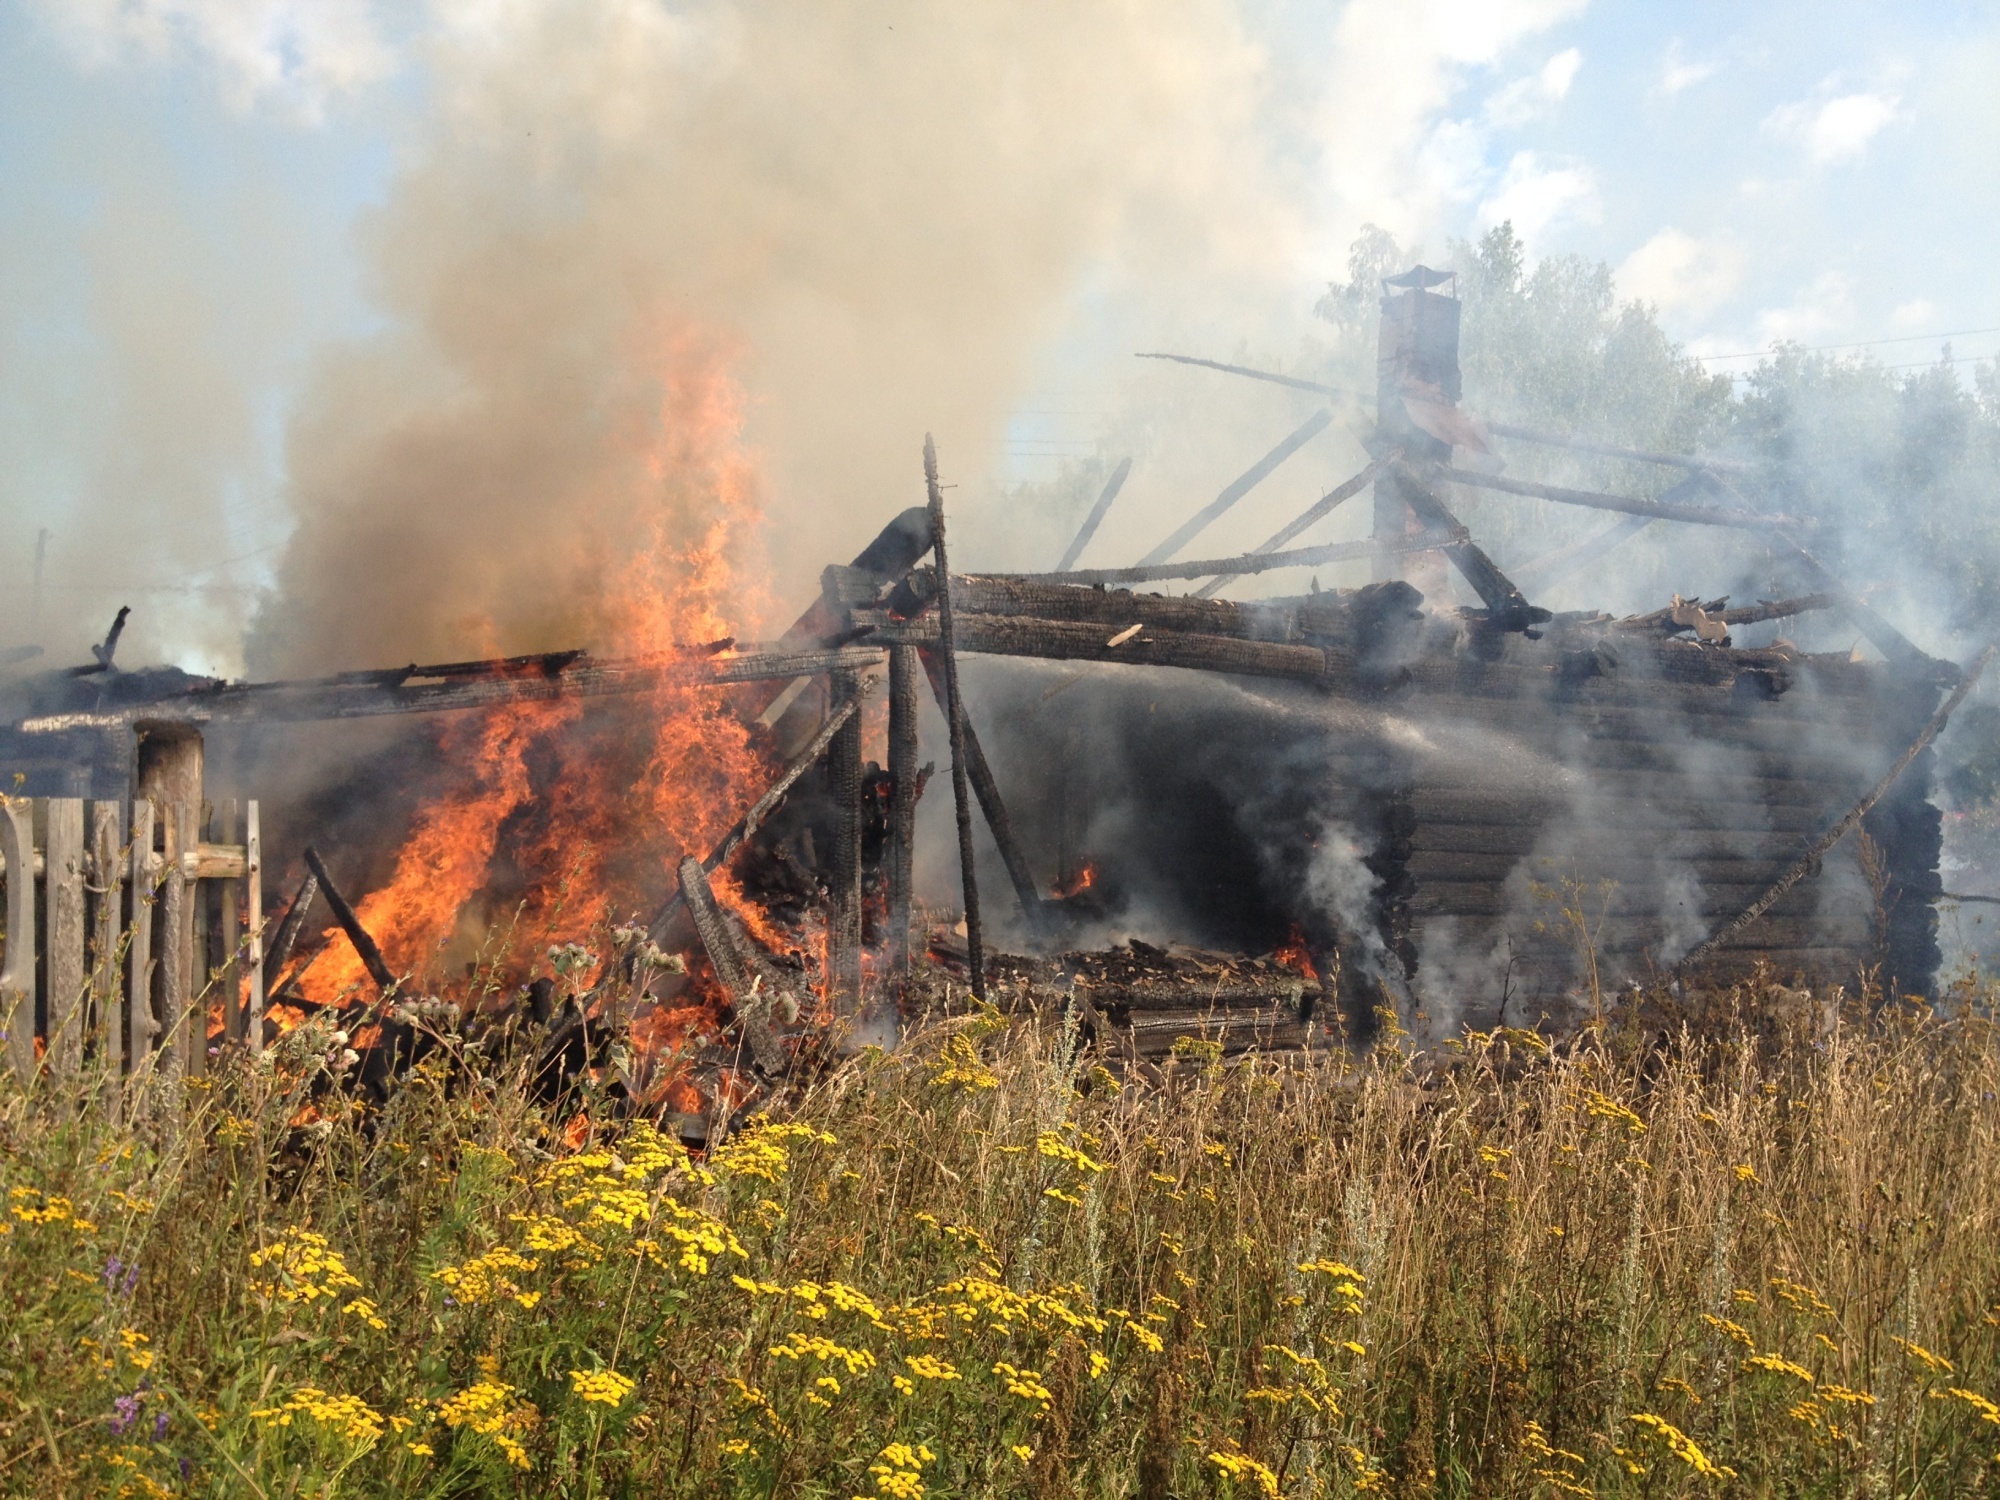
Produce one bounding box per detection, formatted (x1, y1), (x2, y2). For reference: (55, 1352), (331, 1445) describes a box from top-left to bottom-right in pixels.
(4, 969), (2000, 1497)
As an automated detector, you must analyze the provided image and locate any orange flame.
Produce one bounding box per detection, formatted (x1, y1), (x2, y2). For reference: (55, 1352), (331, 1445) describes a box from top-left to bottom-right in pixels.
(293, 325), (776, 1037)
(1051, 862), (1097, 899)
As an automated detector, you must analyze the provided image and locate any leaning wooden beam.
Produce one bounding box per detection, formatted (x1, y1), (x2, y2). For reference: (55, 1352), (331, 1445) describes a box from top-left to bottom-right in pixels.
(244, 801), (263, 1050)
(1777, 537), (1924, 667)
(0, 799), (33, 1080)
(1682, 644), (1994, 970)
(1440, 466), (1811, 531)
(677, 857), (784, 1074)
(1137, 409), (1333, 565)
(916, 647), (1050, 940)
(1017, 528), (1463, 589)
(262, 873), (319, 997)
(927, 435), (986, 1002)
(1395, 469), (1538, 618)
(1054, 457), (1133, 572)
(302, 846), (397, 994)
(1194, 450), (1402, 598)
(647, 695), (864, 942)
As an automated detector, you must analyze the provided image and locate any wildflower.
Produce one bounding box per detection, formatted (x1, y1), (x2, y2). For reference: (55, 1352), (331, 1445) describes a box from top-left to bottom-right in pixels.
(1208, 1445), (1281, 1496)
(437, 1380), (537, 1471)
(905, 1355), (961, 1382)
(770, 1331), (877, 1376)
(107, 1390), (144, 1437)
(251, 1387), (385, 1447)
(1818, 1385), (1876, 1407)
(993, 1361), (1054, 1408)
(1035, 1131), (1105, 1173)
(343, 1296), (388, 1331)
(1733, 1164), (1758, 1184)
(434, 1246), (543, 1309)
(1629, 1413), (1735, 1480)
(1701, 1314), (1755, 1348)
(248, 1227), (365, 1306)
(931, 1033), (999, 1090)
(1945, 1388), (2000, 1427)
(569, 1368), (637, 1407)
(1010, 1444), (1033, 1461)
(719, 1438), (754, 1456)
(1089, 1351), (1110, 1379)
(117, 1328), (156, 1371)
(1582, 1090), (1646, 1133)
(1894, 1337), (1955, 1375)
(1743, 1352), (1814, 1383)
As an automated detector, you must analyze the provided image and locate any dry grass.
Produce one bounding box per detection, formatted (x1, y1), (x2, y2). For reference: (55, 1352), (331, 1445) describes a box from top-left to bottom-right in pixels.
(4, 971), (2000, 1497)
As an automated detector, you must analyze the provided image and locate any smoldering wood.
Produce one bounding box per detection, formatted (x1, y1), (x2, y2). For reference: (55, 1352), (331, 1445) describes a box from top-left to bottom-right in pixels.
(302, 845), (397, 994)
(886, 645), (921, 982)
(826, 670), (864, 1016)
(915, 646), (1049, 939)
(676, 856), (784, 1075)
(0, 799), (33, 1080)
(1772, 534), (1926, 667)
(646, 693), (863, 943)
(43, 797), (86, 1075)
(1615, 594), (1840, 633)
(1194, 450), (1403, 597)
(1054, 457), (1134, 572)
(927, 434), (987, 1001)
(1681, 644), (1993, 969)
(1137, 408), (1334, 566)
(1394, 469), (1539, 617)
(1440, 465), (1812, 530)
(262, 873), (319, 997)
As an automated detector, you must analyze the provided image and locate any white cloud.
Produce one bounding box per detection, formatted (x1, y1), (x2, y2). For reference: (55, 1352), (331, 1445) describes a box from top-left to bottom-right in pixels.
(1891, 299), (1937, 331)
(1616, 228), (1745, 317)
(1317, 0), (1590, 238)
(29, 0), (394, 117)
(1754, 271), (1856, 344)
(1475, 150), (1598, 241)
(1659, 41), (1720, 97)
(1766, 89), (1902, 166)
(1485, 46), (1583, 126)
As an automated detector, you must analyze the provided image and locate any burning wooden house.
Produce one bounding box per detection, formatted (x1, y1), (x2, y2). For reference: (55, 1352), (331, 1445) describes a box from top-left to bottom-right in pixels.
(0, 265), (1978, 1101)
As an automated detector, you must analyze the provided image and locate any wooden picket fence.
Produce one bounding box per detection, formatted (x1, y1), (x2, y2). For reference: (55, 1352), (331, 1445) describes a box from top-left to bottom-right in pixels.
(0, 795), (263, 1096)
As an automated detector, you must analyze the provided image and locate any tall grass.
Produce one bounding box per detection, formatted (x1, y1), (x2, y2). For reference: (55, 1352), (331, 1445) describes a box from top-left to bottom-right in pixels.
(4, 974), (2000, 1497)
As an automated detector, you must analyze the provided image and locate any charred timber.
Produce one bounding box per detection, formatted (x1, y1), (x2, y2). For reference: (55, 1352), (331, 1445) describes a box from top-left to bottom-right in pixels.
(1016, 529), (1465, 590)
(875, 614), (1354, 688)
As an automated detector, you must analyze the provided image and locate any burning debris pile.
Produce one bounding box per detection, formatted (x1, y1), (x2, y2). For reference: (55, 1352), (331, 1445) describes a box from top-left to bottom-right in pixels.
(0, 266), (1984, 1125)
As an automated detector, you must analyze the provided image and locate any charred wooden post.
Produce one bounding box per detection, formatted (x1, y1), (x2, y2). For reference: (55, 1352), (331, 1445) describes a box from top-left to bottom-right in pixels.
(926, 435), (986, 1001)
(156, 804), (195, 1085)
(302, 846), (397, 994)
(677, 857), (783, 1074)
(43, 797), (85, 1076)
(827, 668), (865, 1018)
(263, 872), (318, 997)
(886, 644), (922, 985)
(0, 799), (33, 1080)
(917, 647), (1049, 940)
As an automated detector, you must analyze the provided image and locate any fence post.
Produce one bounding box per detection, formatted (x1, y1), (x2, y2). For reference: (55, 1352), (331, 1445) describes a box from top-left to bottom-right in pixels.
(126, 801), (157, 1077)
(219, 799), (240, 1045)
(91, 800), (126, 1112)
(0, 800), (33, 1081)
(44, 798), (86, 1077)
(245, 801), (263, 1051)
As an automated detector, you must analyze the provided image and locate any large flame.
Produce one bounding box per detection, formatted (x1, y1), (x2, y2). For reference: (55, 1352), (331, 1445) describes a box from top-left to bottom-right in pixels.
(295, 329), (776, 1010)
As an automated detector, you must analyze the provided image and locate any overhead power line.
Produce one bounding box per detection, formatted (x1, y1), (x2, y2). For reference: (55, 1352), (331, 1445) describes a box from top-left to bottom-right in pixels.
(1697, 326), (2000, 363)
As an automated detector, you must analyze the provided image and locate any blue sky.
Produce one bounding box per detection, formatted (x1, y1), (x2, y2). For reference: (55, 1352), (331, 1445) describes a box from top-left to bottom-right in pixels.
(2, 2), (1996, 665)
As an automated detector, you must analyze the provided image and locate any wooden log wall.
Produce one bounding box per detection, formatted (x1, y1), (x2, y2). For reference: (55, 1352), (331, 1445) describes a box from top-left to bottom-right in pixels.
(0, 795), (263, 1090)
